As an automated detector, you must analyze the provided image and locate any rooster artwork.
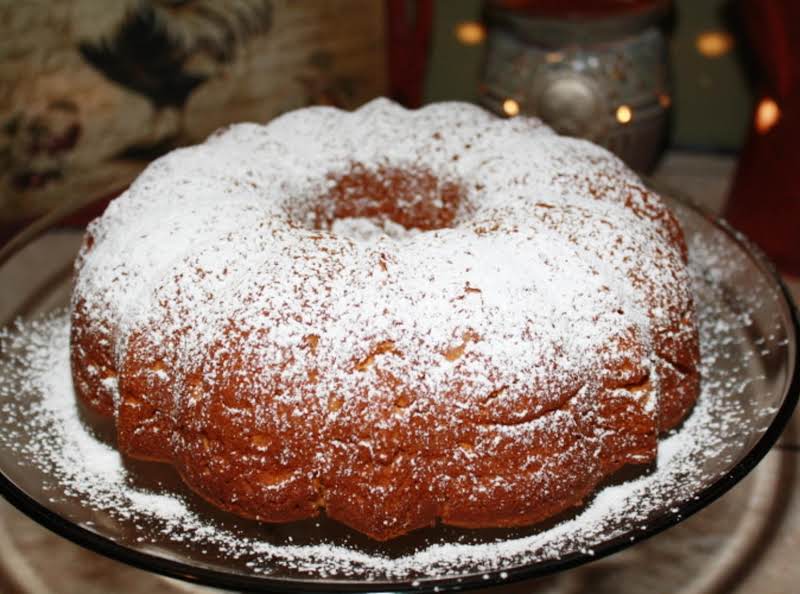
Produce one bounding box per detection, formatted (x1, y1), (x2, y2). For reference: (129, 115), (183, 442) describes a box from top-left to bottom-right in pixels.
(0, 0), (387, 230)
(79, 0), (274, 110)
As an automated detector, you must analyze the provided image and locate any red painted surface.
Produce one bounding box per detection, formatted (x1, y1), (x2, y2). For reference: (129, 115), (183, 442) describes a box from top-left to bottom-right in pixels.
(386, 0), (433, 107)
(726, 0), (800, 276)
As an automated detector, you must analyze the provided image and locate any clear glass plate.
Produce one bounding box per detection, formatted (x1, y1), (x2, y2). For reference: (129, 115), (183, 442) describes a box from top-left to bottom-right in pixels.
(0, 193), (797, 593)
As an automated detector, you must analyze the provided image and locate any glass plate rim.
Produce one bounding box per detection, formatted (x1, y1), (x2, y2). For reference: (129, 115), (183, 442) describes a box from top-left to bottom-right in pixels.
(0, 189), (798, 593)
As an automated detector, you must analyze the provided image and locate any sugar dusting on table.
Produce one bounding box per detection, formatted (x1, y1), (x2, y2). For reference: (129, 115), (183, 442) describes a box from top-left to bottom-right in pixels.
(0, 227), (781, 582)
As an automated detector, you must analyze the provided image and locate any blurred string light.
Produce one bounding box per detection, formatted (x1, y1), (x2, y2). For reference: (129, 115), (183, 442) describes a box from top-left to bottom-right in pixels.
(502, 98), (520, 117)
(695, 30), (734, 58)
(545, 51), (564, 64)
(658, 93), (672, 108)
(616, 105), (633, 124)
(455, 21), (485, 45)
(755, 98), (780, 134)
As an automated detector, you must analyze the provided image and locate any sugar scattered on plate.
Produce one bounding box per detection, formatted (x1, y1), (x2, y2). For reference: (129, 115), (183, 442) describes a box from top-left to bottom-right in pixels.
(0, 231), (785, 582)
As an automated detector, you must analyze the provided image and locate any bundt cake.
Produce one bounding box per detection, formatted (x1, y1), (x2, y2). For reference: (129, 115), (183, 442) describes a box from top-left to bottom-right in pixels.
(70, 98), (699, 541)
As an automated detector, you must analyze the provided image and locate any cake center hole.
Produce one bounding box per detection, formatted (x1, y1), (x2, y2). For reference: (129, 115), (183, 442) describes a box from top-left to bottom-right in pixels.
(310, 163), (465, 236)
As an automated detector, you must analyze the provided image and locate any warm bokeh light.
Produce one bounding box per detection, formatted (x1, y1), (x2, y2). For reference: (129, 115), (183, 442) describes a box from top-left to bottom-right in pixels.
(545, 51), (564, 64)
(659, 93), (672, 109)
(755, 97), (780, 134)
(616, 105), (633, 124)
(502, 98), (520, 117)
(695, 31), (734, 58)
(454, 21), (486, 45)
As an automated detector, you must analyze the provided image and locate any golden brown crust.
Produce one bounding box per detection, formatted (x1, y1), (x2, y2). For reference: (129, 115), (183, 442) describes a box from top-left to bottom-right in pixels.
(72, 271), (698, 542)
(69, 101), (700, 541)
(70, 299), (115, 417)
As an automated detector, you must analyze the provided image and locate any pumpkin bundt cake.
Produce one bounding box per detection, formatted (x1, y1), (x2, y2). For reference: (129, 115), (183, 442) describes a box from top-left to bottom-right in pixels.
(70, 99), (699, 540)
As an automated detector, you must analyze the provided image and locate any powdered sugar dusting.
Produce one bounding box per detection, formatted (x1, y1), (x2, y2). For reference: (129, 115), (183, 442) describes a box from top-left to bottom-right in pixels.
(330, 217), (422, 242)
(0, 223), (786, 582)
(72, 100), (688, 411)
(67, 99), (699, 539)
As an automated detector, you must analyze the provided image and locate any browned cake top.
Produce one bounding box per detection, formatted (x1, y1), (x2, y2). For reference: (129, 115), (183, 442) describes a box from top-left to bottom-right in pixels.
(70, 98), (697, 539)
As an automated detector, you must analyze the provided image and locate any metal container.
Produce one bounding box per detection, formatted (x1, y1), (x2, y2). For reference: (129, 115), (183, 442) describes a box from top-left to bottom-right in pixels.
(480, 1), (671, 172)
